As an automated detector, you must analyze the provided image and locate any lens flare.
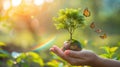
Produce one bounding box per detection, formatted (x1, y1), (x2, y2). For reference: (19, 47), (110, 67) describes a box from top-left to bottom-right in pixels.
(25, 0), (32, 5)
(46, 0), (54, 3)
(3, 0), (10, 10)
(31, 36), (56, 51)
(34, 0), (45, 6)
(11, 0), (22, 7)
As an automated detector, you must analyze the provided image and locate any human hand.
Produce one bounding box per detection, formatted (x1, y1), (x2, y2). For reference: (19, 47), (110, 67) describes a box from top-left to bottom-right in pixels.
(50, 45), (99, 66)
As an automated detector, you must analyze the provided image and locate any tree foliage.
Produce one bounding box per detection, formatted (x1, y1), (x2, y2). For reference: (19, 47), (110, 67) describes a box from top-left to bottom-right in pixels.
(53, 8), (85, 40)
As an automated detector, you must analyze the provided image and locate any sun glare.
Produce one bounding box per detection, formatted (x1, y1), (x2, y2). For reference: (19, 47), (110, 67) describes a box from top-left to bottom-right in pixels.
(3, 0), (54, 9)
(25, 0), (32, 5)
(34, 0), (45, 6)
(46, 0), (54, 3)
(3, 0), (10, 10)
(11, 0), (22, 7)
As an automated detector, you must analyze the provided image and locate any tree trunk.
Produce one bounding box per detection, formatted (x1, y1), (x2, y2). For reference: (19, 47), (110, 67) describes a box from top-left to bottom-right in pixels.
(70, 32), (72, 40)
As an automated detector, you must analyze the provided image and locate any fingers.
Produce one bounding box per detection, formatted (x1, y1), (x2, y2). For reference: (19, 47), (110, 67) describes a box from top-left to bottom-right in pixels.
(50, 46), (80, 62)
(64, 50), (86, 65)
(50, 45), (67, 60)
(65, 50), (84, 58)
(65, 50), (95, 58)
(50, 46), (86, 65)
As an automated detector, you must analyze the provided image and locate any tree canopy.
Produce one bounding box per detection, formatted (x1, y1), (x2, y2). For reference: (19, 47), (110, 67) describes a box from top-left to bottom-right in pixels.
(53, 8), (85, 40)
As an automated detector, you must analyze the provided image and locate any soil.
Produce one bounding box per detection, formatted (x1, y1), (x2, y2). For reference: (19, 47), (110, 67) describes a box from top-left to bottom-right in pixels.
(62, 39), (82, 51)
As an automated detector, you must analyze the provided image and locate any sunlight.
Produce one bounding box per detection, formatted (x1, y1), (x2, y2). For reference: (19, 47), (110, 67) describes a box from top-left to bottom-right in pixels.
(25, 0), (32, 5)
(3, 0), (10, 10)
(46, 0), (54, 3)
(11, 0), (22, 7)
(34, 0), (45, 6)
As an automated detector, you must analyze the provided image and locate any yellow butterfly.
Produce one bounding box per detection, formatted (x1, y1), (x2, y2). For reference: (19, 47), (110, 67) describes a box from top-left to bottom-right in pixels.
(83, 8), (90, 17)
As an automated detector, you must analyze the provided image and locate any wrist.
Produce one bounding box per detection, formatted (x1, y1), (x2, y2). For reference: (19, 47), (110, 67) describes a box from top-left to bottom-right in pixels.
(90, 56), (104, 67)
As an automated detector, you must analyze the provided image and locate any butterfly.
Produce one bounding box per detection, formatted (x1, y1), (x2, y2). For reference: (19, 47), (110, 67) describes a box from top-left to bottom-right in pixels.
(99, 33), (107, 39)
(90, 22), (95, 29)
(90, 22), (107, 39)
(95, 28), (102, 33)
(83, 8), (91, 17)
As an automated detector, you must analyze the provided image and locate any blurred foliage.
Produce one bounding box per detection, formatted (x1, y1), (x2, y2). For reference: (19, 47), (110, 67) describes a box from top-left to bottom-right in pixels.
(0, 42), (6, 46)
(100, 46), (120, 60)
(7, 52), (44, 67)
(101, 46), (118, 59)
(0, 42), (10, 58)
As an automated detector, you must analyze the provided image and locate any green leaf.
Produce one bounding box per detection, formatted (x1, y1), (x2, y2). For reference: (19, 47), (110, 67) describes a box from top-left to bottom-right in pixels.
(21, 63), (29, 67)
(0, 42), (6, 46)
(110, 47), (118, 52)
(26, 52), (44, 66)
(53, 8), (85, 31)
(100, 54), (110, 58)
(100, 46), (110, 54)
(7, 60), (14, 67)
(0, 50), (10, 58)
(46, 60), (59, 67)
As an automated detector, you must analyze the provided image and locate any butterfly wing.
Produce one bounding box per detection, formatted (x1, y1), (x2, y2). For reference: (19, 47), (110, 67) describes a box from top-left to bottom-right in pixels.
(83, 8), (90, 17)
(95, 28), (102, 33)
(90, 22), (95, 29)
(100, 33), (107, 39)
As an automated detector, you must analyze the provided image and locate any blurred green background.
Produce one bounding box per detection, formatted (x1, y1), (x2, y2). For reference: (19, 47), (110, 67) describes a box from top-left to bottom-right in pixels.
(0, 0), (120, 67)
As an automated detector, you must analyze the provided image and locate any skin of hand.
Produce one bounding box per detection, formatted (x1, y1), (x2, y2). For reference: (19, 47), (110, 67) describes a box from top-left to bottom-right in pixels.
(50, 45), (99, 66)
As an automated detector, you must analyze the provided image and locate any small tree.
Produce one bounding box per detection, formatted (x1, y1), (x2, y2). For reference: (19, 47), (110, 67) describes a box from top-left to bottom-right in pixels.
(53, 8), (85, 51)
(53, 8), (85, 40)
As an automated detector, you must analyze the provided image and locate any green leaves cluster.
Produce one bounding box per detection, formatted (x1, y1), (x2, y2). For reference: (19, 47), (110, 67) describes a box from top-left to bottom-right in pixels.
(0, 42), (10, 58)
(100, 46), (119, 59)
(53, 8), (85, 40)
(53, 8), (84, 30)
(7, 52), (44, 67)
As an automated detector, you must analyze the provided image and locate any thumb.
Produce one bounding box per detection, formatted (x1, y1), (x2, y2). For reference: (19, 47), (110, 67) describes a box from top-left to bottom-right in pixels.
(64, 50), (83, 58)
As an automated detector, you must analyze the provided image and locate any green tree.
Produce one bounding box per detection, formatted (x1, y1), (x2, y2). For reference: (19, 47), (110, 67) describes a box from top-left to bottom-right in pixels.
(53, 8), (85, 40)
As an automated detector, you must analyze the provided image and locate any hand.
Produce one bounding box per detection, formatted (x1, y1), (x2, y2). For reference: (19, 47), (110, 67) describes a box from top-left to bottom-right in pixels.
(50, 45), (99, 66)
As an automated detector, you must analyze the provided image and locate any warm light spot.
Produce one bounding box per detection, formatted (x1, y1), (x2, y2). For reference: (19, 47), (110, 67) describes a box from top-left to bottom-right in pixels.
(31, 16), (35, 19)
(11, 0), (22, 7)
(34, 0), (45, 6)
(46, 0), (54, 3)
(84, 40), (88, 45)
(3, 0), (10, 10)
(25, 0), (32, 5)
